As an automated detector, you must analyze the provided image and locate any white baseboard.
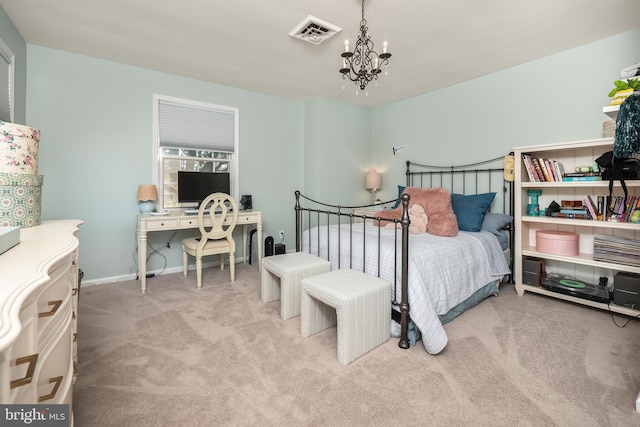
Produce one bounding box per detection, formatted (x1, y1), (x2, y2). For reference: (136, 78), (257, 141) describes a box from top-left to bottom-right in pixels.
(81, 260), (257, 287)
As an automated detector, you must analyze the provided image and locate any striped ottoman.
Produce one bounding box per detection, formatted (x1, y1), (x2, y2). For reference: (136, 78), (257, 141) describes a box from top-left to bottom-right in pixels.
(261, 252), (330, 320)
(301, 269), (391, 366)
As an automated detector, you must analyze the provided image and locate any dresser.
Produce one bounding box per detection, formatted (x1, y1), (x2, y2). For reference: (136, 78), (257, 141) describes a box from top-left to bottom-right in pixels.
(0, 220), (82, 417)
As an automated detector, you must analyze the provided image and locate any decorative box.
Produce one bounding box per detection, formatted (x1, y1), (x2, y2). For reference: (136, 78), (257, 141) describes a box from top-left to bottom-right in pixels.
(0, 226), (19, 254)
(536, 230), (579, 256)
(0, 173), (43, 228)
(0, 121), (41, 175)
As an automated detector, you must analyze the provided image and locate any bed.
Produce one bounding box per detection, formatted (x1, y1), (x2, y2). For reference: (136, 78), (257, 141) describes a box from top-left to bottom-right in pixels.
(294, 156), (514, 355)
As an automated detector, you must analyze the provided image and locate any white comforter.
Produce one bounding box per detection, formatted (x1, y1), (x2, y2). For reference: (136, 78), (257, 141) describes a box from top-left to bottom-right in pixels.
(302, 223), (510, 354)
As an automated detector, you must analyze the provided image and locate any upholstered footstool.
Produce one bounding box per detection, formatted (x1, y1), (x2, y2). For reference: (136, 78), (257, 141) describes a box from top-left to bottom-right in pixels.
(301, 269), (391, 366)
(261, 252), (331, 320)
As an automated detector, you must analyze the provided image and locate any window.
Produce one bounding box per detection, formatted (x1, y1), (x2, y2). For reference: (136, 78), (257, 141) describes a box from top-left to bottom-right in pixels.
(0, 38), (14, 123)
(153, 95), (239, 210)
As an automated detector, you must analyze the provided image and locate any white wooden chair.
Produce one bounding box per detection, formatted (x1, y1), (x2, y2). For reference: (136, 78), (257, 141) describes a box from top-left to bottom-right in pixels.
(181, 193), (238, 288)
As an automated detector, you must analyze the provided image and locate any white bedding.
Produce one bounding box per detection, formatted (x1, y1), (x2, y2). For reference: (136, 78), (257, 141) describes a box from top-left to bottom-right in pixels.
(301, 223), (510, 354)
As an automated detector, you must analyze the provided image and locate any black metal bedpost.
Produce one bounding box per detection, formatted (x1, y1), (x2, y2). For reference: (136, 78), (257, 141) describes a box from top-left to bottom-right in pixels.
(295, 191), (301, 252)
(398, 193), (411, 349)
(406, 161), (411, 186)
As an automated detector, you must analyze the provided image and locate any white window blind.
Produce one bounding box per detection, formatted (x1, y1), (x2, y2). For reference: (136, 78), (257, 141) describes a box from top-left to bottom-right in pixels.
(0, 42), (13, 123)
(158, 100), (235, 152)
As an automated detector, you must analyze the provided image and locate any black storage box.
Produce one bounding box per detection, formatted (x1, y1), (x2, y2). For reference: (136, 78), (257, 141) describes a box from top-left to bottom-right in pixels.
(613, 271), (640, 308)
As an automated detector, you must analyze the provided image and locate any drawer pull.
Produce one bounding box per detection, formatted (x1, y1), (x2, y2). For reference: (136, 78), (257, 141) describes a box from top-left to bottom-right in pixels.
(10, 354), (39, 389)
(39, 300), (63, 317)
(39, 376), (63, 402)
(73, 333), (78, 342)
(72, 287), (78, 296)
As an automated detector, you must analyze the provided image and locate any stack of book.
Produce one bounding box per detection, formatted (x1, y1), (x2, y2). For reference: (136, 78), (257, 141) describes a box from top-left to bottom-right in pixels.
(594, 234), (640, 267)
(562, 172), (603, 182)
(552, 201), (592, 219)
(522, 154), (565, 182)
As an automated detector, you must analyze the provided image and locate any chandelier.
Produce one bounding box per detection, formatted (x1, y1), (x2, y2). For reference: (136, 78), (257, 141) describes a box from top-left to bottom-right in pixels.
(339, 0), (391, 94)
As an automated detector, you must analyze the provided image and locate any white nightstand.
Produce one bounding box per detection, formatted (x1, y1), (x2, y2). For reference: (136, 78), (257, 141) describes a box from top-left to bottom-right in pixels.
(352, 206), (386, 222)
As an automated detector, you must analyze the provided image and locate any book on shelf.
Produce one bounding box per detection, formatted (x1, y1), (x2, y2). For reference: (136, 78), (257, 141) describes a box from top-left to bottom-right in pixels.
(521, 154), (539, 182)
(629, 198), (640, 223)
(537, 158), (553, 182)
(552, 212), (591, 219)
(553, 160), (565, 182)
(622, 196), (636, 222)
(597, 196), (605, 220)
(563, 172), (602, 177)
(544, 159), (558, 181)
(560, 209), (588, 215)
(562, 176), (603, 182)
(522, 153), (538, 182)
(611, 196), (623, 216)
(531, 158), (546, 182)
(583, 195), (598, 220)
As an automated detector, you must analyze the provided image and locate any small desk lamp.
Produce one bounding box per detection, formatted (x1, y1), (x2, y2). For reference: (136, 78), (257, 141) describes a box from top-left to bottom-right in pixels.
(137, 184), (158, 213)
(365, 169), (382, 204)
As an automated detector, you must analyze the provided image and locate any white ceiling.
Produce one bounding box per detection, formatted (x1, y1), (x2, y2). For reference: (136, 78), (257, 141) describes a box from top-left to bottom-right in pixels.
(2, 0), (639, 107)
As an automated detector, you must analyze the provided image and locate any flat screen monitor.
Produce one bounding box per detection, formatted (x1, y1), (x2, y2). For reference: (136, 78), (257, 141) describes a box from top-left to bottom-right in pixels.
(177, 171), (230, 206)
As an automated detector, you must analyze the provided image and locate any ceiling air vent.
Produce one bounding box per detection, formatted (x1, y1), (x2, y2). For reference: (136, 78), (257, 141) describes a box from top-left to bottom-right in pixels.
(289, 15), (342, 45)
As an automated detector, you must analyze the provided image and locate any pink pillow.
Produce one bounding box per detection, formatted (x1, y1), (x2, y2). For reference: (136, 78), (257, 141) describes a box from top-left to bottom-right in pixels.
(375, 187), (458, 237)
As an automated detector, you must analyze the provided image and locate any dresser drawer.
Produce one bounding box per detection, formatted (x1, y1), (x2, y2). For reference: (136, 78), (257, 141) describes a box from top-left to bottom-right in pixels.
(145, 219), (179, 230)
(35, 318), (72, 404)
(37, 261), (72, 344)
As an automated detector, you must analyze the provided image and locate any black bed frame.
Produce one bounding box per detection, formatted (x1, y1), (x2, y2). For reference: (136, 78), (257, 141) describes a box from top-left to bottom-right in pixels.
(295, 156), (514, 350)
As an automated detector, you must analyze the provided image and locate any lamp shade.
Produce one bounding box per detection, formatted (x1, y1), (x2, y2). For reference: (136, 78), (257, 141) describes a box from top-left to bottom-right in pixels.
(136, 184), (158, 201)
(365, 170), (382, 190)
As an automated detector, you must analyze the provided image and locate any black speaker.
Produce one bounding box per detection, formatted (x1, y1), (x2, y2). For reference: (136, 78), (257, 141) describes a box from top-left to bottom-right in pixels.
(275, 243), (285, 255)
(522, 257), (545, 286)
(264, 236), (274, 257)
(240, 195), (252, 210)
(614, 272), (640, 307)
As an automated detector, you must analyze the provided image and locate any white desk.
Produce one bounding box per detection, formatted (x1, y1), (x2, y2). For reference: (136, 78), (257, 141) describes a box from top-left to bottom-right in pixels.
(137, 210), (262, 293)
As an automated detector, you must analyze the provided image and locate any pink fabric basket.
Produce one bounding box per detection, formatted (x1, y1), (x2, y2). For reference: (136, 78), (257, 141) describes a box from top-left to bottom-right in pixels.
(536, 230), (579, 256)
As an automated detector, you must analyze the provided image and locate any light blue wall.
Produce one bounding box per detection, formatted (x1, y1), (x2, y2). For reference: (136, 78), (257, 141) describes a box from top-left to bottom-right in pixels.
(372, 29), (640, 201)
(2, 3), (638, 284)
(25, 46), (311, 281)
(21, 44), (372, 283)
(304, 97), (371, 206)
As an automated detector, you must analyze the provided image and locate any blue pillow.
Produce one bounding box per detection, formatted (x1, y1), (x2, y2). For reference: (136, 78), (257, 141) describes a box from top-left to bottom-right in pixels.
(450, 192), (496, 232)
(392, 185), (406, 208)
(481, 212), (513, 250)
(481, 212), (513, 236)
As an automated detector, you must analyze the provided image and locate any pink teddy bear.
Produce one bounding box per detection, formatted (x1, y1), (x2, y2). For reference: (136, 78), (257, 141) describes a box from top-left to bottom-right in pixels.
(384, 204), (428, 234)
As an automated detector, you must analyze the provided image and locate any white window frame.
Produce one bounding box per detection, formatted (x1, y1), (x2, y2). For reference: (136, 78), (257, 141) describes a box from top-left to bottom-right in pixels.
(152, 94), (239, 211)
(0, 37), (14, 123)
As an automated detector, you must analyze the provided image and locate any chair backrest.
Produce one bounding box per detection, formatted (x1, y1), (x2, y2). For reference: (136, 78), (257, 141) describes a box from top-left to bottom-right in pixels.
(197, 193), (238, 247)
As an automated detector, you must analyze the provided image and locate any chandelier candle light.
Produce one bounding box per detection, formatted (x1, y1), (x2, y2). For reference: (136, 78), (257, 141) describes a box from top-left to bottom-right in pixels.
(340, 0), (391, 94)
(365, 169), (382, 204)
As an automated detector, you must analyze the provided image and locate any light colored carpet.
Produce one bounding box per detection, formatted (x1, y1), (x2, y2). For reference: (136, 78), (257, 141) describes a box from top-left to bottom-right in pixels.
(74, 263), (640, 426)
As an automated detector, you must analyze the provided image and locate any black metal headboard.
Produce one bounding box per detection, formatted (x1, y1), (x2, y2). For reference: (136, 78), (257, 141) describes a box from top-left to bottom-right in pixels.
(406, 156), (515, 282)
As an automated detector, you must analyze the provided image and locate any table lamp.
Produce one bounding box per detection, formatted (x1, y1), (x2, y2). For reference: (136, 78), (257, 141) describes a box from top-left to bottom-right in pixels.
(137, 184), (158, 213)
(365, 169), (382, 204)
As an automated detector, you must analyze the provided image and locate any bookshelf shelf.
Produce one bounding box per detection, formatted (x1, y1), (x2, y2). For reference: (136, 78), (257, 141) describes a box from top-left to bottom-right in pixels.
(513, 137), (640, 317)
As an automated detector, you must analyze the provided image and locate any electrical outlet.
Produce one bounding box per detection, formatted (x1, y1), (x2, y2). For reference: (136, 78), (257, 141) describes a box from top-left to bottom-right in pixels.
(279, 230), (285, 240)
